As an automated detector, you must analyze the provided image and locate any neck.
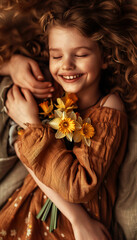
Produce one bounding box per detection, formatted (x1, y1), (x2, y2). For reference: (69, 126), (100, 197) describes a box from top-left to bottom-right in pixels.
(77, 89), (101, 111)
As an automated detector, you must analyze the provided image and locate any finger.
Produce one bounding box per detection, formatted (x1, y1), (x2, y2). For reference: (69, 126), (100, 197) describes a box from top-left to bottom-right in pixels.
(32, 86), (54, 94)
(12, 85), (25, 101)
(33, 92), (53, 99)
(21, 88), (35, 102)
(29, 61), (44, 81)
(17, 79), (54, 98)
(25, 70), (53, 90)
(7, 87), (14, 101)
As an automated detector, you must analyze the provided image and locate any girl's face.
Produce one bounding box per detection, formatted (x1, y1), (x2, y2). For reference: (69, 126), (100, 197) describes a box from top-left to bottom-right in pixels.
(49, 26), (107, 97)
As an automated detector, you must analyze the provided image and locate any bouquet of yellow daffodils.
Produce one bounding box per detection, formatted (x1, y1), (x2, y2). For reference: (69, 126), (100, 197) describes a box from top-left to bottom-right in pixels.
(39, 92), (95, 147)
(36, 93), (95, 232)
(19, 93), (95, 232)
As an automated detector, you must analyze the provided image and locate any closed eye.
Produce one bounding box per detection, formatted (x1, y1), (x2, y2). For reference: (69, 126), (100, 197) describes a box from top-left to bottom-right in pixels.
(75, 54), (88, 57)
(52, 56), (62, 59)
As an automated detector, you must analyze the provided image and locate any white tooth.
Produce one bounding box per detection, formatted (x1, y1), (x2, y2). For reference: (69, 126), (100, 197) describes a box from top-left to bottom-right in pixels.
(62, 74), (82, 79)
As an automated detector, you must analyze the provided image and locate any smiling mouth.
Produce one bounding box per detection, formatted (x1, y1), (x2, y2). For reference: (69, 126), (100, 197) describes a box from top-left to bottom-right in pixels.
(60, 74), (83, 81)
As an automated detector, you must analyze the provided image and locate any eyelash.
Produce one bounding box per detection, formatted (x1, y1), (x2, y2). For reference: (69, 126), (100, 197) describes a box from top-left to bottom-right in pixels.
(52, 56), (62, 59)
(52, 54), (88, 59)
(75, 54), (88, 57)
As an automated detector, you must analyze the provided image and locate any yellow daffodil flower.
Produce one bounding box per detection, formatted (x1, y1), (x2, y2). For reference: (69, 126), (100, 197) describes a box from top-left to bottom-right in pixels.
(55, 93), (78, 112)
(49, 110), (78, 142)
(73, 116), (95, 146)
(39, 100), (54, 117)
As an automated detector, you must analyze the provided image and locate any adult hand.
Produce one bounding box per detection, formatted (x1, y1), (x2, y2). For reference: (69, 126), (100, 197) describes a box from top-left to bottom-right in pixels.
(5, 84), (41, 128)
(7, 54), (54, 98)
(72, 214), (112, 240)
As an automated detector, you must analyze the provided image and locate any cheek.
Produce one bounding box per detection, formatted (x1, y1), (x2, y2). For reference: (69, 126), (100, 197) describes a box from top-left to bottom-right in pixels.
(78, 56), (99, 71)
(49, 61), (55, 76)
(49, 60), (59, 75)
(82, 62), (95, 73)
(86, 57), (102, 73)
(49, 62), (60, 83)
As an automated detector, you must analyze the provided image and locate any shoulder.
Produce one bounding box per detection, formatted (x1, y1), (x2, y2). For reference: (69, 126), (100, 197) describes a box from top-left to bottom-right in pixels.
(101, 94), (125, 112)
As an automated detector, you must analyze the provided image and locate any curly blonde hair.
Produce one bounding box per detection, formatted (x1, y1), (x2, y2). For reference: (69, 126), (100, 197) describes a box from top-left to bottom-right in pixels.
(39, 0), (137, 117)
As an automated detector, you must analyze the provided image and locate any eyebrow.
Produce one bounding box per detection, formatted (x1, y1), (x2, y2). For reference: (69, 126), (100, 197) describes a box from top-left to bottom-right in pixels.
(49, 47), (92, 52)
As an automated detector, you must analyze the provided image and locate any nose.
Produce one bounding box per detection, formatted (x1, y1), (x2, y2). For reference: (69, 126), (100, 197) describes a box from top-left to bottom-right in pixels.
(62, 57), (75, 70)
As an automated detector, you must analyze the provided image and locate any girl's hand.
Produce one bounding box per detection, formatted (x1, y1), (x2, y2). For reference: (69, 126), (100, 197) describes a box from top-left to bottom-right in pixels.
(5, 85), (41, 128)
(72, 214), (112, 240)
(1, 54), (54, 99)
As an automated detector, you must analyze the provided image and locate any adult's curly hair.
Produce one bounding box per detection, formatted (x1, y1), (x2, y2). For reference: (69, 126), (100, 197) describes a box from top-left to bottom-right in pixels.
(0, 0), (52, 62)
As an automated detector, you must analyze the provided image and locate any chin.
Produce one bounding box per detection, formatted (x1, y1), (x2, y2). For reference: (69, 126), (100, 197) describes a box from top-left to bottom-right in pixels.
(62, 86), (80, 94)
(64, 89), (78, 94)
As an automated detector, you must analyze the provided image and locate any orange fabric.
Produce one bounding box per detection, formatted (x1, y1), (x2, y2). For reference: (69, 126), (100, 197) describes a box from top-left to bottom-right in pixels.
(0, 103), (128, 239)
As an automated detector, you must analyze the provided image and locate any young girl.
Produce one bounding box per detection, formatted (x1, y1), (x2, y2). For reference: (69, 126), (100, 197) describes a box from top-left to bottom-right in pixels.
(0, 1), (137, 240)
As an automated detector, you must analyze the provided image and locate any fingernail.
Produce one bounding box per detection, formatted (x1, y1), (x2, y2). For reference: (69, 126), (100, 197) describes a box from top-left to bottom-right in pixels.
(37, 75), (44, 80)
(50, 88), (54, 92)
(48, 83), (52, 87)
(48, 94), (52, 98)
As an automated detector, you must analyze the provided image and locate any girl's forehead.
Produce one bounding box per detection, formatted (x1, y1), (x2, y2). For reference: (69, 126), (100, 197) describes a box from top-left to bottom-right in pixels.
(48, 26), (98, 49)
(48, 26), (82, 38)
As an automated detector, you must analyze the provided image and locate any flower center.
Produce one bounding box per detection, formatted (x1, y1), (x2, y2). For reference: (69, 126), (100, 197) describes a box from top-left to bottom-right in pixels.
(59, 118), (75, 134)
(80, 123), (95, 138)
(63, 122), (69, 127)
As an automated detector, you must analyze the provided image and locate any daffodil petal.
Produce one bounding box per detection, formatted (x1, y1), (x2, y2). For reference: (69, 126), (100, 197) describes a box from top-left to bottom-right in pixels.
(78, 116), (83, 125)
(55, 130), (65, 139)
(48, 118), (60, 129)
(62, 111), (67, 119)
(75, 121), (82, 130)
(39, 101), (49, 113)
(67, 106), (78, 110)
(65, 98), (73, 108)
(68, 111), (76, 121)
(66, 133), (73, 142)
(48, 105), (54, 112)
(57, 98), (65, 108)
(84, 137), (91, 147)
(54, 110), (63, 118)
(39, 112), (46, 115)
(83, 118), (91, 124)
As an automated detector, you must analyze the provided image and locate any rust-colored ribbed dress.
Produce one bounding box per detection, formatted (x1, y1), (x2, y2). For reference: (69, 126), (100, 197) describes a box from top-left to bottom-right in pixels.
(0, 98), (128, 240)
